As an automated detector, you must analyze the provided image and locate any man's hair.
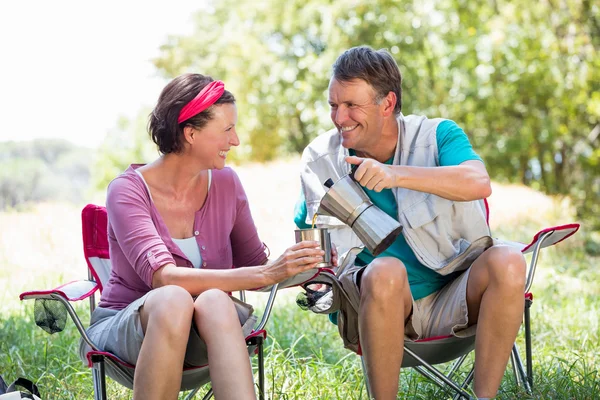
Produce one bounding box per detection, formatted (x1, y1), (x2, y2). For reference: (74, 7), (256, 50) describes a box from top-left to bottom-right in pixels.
(148, 73), (235, 154)
(332, 46), (402, 115)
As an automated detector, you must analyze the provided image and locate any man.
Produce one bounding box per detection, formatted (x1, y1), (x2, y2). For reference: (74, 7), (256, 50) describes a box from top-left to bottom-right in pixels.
(295, 46), (526, 399)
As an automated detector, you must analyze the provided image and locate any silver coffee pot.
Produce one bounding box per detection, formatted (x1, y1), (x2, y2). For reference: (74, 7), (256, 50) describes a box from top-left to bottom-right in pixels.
(317, 172), (403, 256)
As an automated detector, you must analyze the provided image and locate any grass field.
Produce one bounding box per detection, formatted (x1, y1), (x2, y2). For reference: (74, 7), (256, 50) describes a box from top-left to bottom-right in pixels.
(0, 158), (598, 399)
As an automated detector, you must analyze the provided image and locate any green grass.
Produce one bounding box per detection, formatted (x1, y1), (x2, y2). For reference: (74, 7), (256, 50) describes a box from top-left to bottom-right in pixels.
(1, 206), (599, 399)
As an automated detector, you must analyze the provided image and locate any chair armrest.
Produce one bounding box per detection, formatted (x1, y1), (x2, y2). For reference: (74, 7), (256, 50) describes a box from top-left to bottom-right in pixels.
(249, 267), (337, 331)
(19, 280), (101, 350)
(495, 223), (580, 293)
(19, 280), (99, 302)
(254, 283), (279, 332)
(495, 223), (580, 254)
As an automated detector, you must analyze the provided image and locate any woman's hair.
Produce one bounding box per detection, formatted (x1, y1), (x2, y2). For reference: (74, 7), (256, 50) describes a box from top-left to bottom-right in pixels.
(148, 73), (236, 154)
(332, 46), (402, 115)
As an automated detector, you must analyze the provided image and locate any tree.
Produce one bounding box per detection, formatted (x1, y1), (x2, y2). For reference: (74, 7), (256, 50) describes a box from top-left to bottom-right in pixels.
(150, 0), (599, 234)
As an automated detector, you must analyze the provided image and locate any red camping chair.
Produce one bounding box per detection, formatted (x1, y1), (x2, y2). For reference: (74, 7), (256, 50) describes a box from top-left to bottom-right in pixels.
(19, 204), (300, 400)
(301, 199), (579, 399)
(360, 199), (580, 399)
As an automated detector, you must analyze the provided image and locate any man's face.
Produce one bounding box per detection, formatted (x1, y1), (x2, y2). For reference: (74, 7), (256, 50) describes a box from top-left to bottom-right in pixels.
(328, 78), (386, 153)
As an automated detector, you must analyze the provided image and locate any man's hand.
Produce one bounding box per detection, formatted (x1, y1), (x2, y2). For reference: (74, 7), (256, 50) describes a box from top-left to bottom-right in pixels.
(347, 156), (491, 201)
(346, 155), (398, 192)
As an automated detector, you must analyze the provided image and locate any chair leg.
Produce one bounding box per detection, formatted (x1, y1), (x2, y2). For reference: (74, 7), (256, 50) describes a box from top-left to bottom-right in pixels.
(257, 336), (265, 400)
(360, 356), (372, 399)
(524, 297), (534, 389)
(200, 388), (213, 400)
(510, 350), (523, 387)
(91, 355), (107, 400)
(452, 367), (474, 400)
(511, 344), (532, 394)
(405, 345), (471, 400)
(246, 335), (266, 400)
(446, 354), (468, 380)
(184, 386), (203, 400)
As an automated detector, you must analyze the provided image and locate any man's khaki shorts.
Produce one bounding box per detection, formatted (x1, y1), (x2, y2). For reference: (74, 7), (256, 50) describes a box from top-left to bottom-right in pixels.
(354, 266), (477, 340)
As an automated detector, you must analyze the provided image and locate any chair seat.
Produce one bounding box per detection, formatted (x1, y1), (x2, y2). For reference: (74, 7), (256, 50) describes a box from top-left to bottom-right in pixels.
(403, 335), (476, 368)
(84, 329), (267, 391)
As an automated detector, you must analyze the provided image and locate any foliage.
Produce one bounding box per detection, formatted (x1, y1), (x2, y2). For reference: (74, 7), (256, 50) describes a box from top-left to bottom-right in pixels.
(0, 140), (91, 210)
(149, 0), (599, 234)
(93, 110), (159, 191)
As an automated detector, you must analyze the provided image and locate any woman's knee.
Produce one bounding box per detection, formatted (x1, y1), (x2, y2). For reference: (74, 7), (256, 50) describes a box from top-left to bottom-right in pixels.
(360, 257), (408, 299)
(144, 285), (194, 329)
(193, 289), (239, 332)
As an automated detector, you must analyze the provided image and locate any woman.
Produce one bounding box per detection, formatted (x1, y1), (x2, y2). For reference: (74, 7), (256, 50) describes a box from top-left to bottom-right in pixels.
(81, 74), (326, 400)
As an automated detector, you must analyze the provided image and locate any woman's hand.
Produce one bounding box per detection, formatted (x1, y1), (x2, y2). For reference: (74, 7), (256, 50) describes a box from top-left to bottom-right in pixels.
(262, 241), (324, 285)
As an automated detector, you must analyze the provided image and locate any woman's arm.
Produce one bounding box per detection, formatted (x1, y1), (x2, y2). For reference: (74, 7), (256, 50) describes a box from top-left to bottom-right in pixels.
(152, 241), (324, 295)
(107, 175), (177, 286)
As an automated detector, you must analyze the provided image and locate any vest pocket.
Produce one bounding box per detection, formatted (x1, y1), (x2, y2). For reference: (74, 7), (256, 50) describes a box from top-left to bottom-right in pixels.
(403, 195), (453, 229)
(400, 196), (458, 272)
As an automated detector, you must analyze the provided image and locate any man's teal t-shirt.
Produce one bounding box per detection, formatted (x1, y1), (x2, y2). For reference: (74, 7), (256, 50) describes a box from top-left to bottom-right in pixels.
(294, 120), (483, 314)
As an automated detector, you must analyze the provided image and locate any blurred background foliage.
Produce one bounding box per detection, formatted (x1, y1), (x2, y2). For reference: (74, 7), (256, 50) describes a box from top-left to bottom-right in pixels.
(2, 0), (599, 242)
(153, 0), (599, 231)
(0, 140), (91, 210)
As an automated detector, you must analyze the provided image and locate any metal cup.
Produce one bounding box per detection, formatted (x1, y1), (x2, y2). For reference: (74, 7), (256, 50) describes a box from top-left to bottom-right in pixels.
(294, 228), (332, 268)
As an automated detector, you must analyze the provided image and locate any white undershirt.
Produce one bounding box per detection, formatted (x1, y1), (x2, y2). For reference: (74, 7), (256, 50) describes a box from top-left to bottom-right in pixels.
(135, 168), (211, 268)
(171, 237), (202, 268)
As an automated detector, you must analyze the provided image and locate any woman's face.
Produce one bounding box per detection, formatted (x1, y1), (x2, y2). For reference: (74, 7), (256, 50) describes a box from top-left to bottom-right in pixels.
(189, 103), (239, 169)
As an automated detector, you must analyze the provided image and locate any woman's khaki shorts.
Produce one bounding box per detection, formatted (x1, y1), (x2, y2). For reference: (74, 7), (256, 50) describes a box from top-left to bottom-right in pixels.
(80, 292), (213, 368)
(79, 291), (257, 390)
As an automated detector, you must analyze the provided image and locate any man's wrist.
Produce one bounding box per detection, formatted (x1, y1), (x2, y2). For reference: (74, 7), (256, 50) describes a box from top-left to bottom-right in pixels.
(392, 165), (405, 188)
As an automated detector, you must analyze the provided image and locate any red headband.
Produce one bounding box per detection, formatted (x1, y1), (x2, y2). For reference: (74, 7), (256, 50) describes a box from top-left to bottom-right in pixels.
(178, 80), (225, 124)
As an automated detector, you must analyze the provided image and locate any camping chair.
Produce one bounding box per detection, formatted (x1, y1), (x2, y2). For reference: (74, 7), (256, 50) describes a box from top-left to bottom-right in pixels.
(380, 224), (580, 399)
(18, 203), (303, 400)
(302, 199), (579, 399)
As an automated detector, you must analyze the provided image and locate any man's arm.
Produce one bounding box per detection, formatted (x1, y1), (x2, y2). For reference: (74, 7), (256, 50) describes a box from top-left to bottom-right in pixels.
(346, 157), (491, 201)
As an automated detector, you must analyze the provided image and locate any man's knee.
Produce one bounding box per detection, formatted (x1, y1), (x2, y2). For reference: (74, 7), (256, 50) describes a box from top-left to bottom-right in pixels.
(486, 246), (526, 290)
(360, 257), (409, 300)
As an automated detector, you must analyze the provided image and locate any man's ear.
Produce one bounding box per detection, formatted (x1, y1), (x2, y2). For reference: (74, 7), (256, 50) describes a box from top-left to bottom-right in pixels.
(183, 125), (195, 145)
(381, 92), (397, 117)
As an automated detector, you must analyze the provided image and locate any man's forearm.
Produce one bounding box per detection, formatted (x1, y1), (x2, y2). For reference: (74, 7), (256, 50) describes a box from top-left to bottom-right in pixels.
(392, 163), (491, 201)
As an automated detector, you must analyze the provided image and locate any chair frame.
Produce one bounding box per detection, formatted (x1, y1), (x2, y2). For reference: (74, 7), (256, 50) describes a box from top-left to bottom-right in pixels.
(21, 273), (280, 400)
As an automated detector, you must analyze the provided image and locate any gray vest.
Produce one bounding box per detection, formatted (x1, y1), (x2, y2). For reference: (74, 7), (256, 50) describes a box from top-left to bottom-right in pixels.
(300, 114), (491, 275)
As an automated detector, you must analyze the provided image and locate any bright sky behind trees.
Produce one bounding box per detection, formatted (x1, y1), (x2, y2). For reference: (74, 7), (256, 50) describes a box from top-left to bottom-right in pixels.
(0, 0), (200, 147)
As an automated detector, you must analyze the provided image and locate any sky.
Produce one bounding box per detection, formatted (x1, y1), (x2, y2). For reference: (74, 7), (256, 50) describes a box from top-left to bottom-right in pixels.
(0, 0), (201, 148)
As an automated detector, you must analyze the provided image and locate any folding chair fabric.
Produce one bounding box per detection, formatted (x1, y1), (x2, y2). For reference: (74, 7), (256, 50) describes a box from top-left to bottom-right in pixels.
(82, 204), (110, 290)
(20, 280), (99, 302)
(402, 336), (476, 368)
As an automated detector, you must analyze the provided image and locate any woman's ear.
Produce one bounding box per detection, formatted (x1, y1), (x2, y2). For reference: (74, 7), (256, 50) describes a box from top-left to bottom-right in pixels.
(183, 125), (195, 145)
